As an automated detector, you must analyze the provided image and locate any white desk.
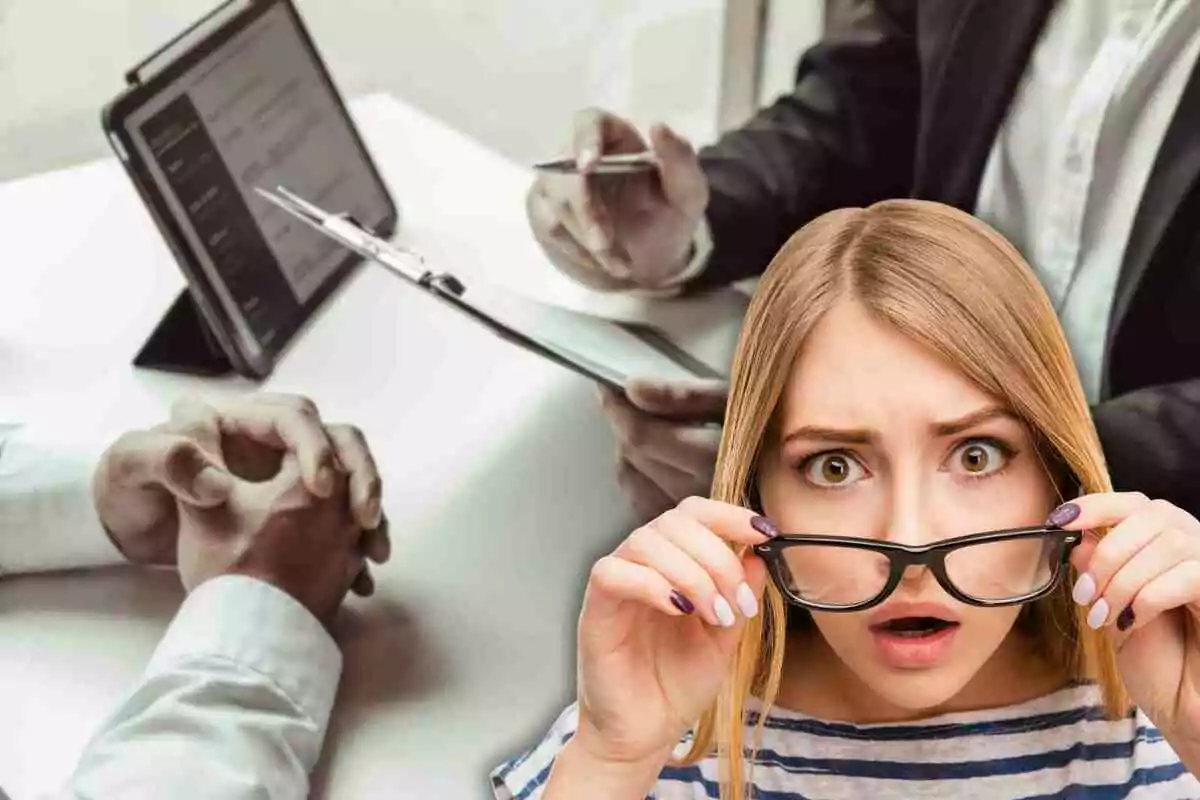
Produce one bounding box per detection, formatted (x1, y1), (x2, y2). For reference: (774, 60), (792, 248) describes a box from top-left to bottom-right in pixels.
(0, 94), (745, 798)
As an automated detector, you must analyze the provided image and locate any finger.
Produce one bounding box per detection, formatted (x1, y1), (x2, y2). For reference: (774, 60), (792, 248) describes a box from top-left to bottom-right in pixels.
(621, 446), (708, 504)
(712, 553), (770, 654)
(648, 123), (708, 215)
(582, 555), (697, 623)
(572, 107), (646, 167)
(602, 389), (723, 474)
(529, 188), (634, 292)
(1047, 492), (1155, 532)
(655, 507), (760, 619)
(214, 403), (337, 497)
(1113, 560), (1200, 639)
(1081, 525), (1188, 630)
(361, 515), (391, 565)
(114, 430), (233, 507)
(623, 378), (729, 421)
(1071, 499), (1179, 603)
(669, 495), (778, 546)
(616, 456), (675, 524)
(167, 396), (225, 463)
(616, 525), (732, 627)
(326, 424), (383, 530)
(351, 567), (376, 598)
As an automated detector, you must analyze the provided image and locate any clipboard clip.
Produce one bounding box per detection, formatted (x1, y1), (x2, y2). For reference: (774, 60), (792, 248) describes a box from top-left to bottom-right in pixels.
(254, 185), (464, 296)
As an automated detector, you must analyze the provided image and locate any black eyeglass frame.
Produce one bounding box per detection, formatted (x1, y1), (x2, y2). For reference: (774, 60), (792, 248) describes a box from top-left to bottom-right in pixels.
(752, 525), (1083, 613)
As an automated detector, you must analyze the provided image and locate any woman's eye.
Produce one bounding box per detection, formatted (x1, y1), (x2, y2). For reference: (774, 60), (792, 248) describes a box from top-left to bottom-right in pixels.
(951, 440), (1010, 477)
(803, 453), (866, 488)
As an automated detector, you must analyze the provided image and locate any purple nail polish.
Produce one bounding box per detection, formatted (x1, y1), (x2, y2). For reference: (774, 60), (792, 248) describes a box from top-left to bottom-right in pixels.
(1047, 502), (1081, 527)
(669, 590), (695, 615)
(751, 516), (780, 539)
(1117, 606), (1136, 632)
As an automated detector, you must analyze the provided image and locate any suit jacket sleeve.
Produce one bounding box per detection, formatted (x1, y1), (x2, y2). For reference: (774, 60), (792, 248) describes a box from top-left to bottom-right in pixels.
(1092, 379), (1200, 518)
(689, 0), (922, 290)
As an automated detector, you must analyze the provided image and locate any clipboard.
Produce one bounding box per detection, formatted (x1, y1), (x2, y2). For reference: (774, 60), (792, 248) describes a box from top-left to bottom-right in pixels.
(255, 186), (729, 394)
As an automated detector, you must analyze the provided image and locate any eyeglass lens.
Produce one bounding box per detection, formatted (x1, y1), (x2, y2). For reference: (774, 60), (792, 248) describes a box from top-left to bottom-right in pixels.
(777, 533), (1065, 608)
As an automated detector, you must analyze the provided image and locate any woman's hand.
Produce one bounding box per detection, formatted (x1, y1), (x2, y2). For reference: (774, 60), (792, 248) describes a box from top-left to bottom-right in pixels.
(570, 497), (773, 770)
(1050, 492), (1200, 740)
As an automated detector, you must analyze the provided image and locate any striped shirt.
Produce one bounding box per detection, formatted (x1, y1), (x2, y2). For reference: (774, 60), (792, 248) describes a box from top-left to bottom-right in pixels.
(492, 684), (1199, 798)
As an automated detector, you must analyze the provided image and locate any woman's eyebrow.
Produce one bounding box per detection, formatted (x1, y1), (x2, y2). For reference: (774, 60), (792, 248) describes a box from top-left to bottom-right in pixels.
(779, 407), (1018, 446)
(930, 406), (1019, 436)
(780, 426), (875, 446)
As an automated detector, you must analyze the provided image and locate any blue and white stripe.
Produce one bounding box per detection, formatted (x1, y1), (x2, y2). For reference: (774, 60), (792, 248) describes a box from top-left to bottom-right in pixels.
(492, 684), (1199, 799)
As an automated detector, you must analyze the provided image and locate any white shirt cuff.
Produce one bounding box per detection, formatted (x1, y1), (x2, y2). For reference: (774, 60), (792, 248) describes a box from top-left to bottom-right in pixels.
(0, 425), (125, 576)
(626, 218), (714, 299)
(148, 574), (343, 731)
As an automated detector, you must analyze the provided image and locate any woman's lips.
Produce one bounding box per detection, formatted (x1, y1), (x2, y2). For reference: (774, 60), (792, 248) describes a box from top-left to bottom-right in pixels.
(870, 622), (961, 669)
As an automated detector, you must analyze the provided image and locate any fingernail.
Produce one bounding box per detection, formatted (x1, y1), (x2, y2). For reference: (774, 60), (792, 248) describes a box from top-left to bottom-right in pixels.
(1087, 598), (1110, 630)
(669, 590), (694, 615)
(1117, 605), (1136, 632)
(713, 595), (736, 628)
(736, 582), (758, 618)
(1047, 502), (1081, 527)
(578, 146), (598, 167)
(751, 516), (780, 539)
(193, 466), (232, 502)
(367, 497), (383, 530)
(1072, 573), (1097, 605)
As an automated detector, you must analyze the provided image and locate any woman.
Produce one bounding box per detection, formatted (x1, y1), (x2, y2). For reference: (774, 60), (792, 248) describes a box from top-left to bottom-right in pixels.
(493, 200), (1200, 798)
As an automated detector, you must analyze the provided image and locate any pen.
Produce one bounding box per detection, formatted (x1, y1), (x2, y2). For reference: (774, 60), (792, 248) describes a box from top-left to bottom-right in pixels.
(533, 151), (658, 175)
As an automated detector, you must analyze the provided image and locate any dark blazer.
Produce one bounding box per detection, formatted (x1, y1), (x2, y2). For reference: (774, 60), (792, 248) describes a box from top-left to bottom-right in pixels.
(693, 0), (1200, 517)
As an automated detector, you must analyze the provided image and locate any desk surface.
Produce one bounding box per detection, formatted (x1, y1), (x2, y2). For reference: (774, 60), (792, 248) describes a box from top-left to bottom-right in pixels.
(0, 93), (745, 799)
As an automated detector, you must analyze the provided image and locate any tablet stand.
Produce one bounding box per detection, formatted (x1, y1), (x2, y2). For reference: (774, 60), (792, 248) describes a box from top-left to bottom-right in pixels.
(133, 289), (234, 377)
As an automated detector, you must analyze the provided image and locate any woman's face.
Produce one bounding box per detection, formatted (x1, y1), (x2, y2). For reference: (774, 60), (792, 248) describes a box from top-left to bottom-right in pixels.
(756, 298), (1060, 712)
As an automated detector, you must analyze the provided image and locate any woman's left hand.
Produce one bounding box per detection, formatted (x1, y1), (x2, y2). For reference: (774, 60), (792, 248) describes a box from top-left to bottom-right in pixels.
(1051, 492), (1200, 738)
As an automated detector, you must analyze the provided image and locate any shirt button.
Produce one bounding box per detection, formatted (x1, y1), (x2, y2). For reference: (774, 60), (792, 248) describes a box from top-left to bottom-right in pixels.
(1121, 15), (1142, 38)
(1065, 152), (1084, 172)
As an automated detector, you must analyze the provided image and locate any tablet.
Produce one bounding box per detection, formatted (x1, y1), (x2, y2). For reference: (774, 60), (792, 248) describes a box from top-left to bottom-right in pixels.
(102, 0), (396, 378)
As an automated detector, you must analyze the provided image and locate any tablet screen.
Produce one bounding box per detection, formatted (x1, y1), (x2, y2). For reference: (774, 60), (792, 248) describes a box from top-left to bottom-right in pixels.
(117, 1), (392, 363)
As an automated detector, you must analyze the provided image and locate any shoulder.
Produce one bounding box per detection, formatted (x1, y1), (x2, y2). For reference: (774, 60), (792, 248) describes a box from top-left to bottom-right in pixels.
(491, 704), (580, 800)
(491, 705), (719, 800)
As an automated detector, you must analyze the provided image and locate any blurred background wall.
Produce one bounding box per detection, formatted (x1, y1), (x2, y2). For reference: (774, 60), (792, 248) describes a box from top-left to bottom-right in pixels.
(0, 0), (825, 181)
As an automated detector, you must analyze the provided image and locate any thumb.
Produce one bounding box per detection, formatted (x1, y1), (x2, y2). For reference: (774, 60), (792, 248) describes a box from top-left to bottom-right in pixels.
(157, 435), (234, 508)
(625, 377), (729, 420)
(649, 123), (707, 214)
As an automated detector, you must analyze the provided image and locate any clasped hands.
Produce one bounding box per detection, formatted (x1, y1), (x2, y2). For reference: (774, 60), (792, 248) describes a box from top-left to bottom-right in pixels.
(92, 392), (389, 627)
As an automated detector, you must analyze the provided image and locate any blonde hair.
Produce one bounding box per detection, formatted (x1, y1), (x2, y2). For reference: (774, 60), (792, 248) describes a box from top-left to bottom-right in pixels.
(681, 199), (1128, 799)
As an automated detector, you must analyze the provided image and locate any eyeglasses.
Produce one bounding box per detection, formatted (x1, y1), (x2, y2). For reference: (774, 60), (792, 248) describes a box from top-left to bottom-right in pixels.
(752, 525), (1082, 612)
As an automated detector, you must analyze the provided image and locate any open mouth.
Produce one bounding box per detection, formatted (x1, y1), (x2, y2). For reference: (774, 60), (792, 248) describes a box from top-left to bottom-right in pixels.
(872, 617), (961, 638)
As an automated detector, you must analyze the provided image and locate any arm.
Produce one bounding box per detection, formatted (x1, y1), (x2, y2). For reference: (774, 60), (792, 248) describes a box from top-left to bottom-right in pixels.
(1092, 379), (1200, 518)
(688, 0), (921, 290)
(0, 424), (126, 575)
(57, 575), (341, 800)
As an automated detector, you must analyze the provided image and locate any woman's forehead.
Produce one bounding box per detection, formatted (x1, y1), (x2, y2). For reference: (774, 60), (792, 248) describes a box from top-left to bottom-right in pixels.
(777, 300), (1009, 433)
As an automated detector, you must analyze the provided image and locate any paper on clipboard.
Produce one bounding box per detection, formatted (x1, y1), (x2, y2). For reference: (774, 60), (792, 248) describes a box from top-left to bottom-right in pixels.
(254, 186), (735, 391)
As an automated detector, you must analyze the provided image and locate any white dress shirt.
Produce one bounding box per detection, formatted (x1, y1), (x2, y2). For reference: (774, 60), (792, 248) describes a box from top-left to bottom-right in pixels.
(0, 424), (342, 799)
(684, 0), (1200, 403)
(974, 0), (1200, 403)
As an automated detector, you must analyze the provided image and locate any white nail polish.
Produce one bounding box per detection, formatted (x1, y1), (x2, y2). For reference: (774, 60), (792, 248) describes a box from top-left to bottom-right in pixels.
(1087, 598), (1110, 630)
(1072, 573), (1097, 606)
(713, 596), (736, 628)
(735, 582), (758, 618)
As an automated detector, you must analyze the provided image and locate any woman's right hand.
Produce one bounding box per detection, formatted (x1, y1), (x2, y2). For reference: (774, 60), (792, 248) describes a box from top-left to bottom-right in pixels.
(572, 497), (774, 767)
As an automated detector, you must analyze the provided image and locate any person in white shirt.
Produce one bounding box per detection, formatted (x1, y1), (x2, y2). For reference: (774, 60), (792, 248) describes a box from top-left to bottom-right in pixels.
(0, 392), (388, 799)
(527, 0), (1200, 525)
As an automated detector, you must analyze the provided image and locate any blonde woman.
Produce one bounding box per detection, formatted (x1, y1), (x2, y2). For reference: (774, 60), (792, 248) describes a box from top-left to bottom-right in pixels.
(493, 200), (1200, 798)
